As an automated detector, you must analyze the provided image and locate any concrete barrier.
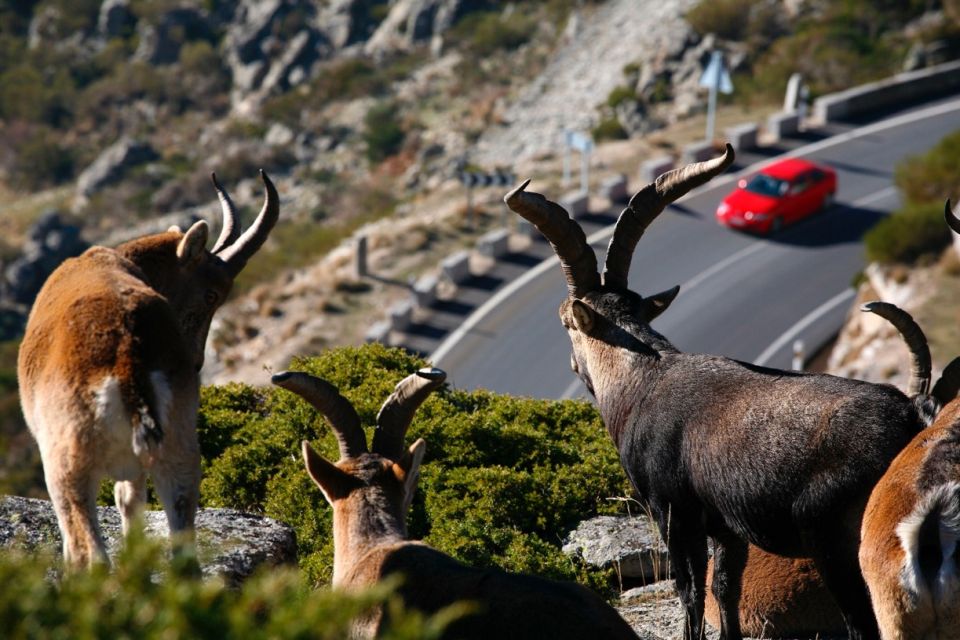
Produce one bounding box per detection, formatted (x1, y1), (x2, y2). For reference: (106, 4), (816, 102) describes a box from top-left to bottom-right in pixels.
(814, 59), (960, 123)
(560, 191), (589, 218)
(365, 320), (391, 344)
(681, 140), (717, 164)
(639, 156), (674, 184)
(477, 228), (511, 258)
(766, 111), (800, 142)
(600, 174), (629, 203)
(388, 299), (414, 331)
(412, 274), (439, 308)
(725, 123), (758, 152)
(441, 250), (471, 284)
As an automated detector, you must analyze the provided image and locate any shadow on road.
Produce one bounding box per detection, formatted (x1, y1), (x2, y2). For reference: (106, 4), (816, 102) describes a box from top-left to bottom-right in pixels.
(739, 203), (886, 247)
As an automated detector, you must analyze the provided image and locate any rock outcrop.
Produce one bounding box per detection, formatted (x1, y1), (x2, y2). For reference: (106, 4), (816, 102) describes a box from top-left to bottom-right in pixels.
(0, 495), (297, 586)
(562, 514), (670, 583)
(74, 137), (158, 204)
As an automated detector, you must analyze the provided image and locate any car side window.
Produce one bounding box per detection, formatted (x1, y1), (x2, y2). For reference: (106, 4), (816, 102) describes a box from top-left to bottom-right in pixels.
(789, 174), (809, 195)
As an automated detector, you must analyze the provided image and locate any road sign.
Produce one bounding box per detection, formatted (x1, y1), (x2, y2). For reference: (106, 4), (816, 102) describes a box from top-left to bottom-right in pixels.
(699, 50), (733, 141)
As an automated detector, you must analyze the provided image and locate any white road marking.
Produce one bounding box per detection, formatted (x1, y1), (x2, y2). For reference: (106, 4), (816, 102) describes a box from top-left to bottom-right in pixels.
(431, 98), (960, 369)
(753, 289), (856, 367)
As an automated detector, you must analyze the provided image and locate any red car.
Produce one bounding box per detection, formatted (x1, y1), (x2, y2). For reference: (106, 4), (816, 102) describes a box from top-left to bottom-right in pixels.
(715, 158), (837, 235)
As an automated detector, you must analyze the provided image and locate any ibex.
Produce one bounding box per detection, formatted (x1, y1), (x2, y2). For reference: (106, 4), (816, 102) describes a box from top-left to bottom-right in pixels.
(504, 145), (923, 640)
(858, 211), (960, 640)
(18, 171), (279, 567)
(702, 301), (936, 639)
(272, 368), (639, 639)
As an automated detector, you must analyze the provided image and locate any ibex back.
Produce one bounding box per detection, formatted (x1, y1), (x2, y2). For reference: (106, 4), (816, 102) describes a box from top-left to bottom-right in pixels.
(18, 171), (279, 567)
(505, 145), (923, 640)
(272, 368), (639, 639)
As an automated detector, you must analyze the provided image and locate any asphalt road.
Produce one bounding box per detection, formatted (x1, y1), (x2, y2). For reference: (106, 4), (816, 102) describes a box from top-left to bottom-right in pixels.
(433, 98), (960, 399)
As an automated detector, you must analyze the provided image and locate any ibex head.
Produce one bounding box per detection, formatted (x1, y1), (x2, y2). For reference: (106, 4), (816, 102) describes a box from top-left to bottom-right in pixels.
(117, 170), (279, 370)
(504, 146), (734, 395)
(272, 368), (446, 526)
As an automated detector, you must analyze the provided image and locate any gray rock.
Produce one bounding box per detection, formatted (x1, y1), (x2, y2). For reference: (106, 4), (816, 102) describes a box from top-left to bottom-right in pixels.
(365, 0), (482, 56)
(0, 496), (297, 587)
(98, 0), (136, 40)
(2, 211), (88, 310)
(562, 515), (670, 582)
(75, 137), (158, 199)
(134, 7), (214, 65)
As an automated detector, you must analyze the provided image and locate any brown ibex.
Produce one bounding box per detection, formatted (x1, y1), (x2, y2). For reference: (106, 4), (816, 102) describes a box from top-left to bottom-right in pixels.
(272, 368), (639, 639)
(858, 210), (960, 640)
(18, 171), (279, 568)
(504, 145), (923, 640)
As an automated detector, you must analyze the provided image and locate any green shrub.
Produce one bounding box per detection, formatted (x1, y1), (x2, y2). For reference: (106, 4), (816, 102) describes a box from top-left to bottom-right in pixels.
(864, 201), (952, 265)
(197, 345), (629, 592)
(0, 532), (458, 638)
(606, 85), (636, 109)
(363, 101), (406, 164)
(895, 129), (960, 206)
(449, 11), (533, 57)
(686, 0), (756, 40)
(592, 116), (627, 142)
(11, 126), (75, 190)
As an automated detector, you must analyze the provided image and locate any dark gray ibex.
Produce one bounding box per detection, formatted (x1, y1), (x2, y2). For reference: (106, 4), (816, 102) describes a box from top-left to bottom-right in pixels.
(18, 171), (279, 567)
(272, 368), (639, 640)
(504, 145), (923, 640)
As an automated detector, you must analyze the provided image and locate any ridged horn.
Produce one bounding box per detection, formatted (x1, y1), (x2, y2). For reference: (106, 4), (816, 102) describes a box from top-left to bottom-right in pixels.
(932, 357), (960, 406)
(504, 179), (600, 298)
(862, 301), (931, 397)
(945, 199), (960, 236)
(372, 368), (446, 459)
(210, 172), (241, 254)
(271, 371), (367, 460)
(218, 170), (280, 277)
(602, 144), (735, 290)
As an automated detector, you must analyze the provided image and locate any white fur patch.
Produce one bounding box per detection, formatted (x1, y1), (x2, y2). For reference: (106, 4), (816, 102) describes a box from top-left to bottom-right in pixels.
(94, 376), (125, 426)
(896, 482), (960, 607)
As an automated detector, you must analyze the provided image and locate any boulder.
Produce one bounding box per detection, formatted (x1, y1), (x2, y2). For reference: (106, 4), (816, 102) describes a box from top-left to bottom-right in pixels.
(75, 138), (158, 200)
(562, 515), (670, 582)
(0, 495), (297, 587)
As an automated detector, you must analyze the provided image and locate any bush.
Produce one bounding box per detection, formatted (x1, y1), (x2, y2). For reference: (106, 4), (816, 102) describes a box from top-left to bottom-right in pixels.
(363, 101), (406, 164)
(592, 116), (627, 141)
(449, 11), (533, 57)
(895, 129), (960, 206)
(0, 532), (458, 638)
(197, 345), (629, 592)
(864, 201), (952, 265)
(686, 0), (755, 41)
(11, 126), (75, 190)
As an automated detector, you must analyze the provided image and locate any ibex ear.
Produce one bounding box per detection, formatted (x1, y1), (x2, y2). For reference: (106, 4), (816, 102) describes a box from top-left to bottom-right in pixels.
(642, 285), (680, 321)
(394, 438), (426, 515)
(302, 441), (353, 505)
(176, 221), (209, 267)
(570, 299), (595, 334)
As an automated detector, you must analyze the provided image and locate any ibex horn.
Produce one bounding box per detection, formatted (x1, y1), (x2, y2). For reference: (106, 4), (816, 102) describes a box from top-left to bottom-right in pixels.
(210, 172), (242, 254)
(272, 371), (367, 460)
(372, 368), (446, 459)
(861, 302), (931, 397)
(945, 199), (960, 236)
(602, 144), (735, 290)
(504, 179), (601, 299)
(218, 170), (280, 276)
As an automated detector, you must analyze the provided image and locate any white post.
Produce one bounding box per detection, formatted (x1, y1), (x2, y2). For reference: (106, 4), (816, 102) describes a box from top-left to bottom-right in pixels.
(792, 339), (805, 371)
(706, 81), (718, 142)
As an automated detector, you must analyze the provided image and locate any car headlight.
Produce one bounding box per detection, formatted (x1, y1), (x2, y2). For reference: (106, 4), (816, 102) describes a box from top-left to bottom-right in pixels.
(717, 202), (730, 215)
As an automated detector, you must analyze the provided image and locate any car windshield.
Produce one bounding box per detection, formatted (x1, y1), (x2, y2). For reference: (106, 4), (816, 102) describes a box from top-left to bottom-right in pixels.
(743, 173), (788, 197)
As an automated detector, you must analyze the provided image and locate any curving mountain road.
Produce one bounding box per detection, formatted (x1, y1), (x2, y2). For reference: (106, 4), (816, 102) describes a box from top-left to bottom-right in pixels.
(433, 98), (960, 399)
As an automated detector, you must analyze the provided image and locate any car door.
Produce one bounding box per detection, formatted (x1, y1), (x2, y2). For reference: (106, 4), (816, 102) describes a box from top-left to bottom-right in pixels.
(783, 174), (809, 222)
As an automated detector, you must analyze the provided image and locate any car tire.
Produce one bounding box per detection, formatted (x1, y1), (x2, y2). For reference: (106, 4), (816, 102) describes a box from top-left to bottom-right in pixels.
(822, 193), (835, 211)
(771, 217), (783, 234)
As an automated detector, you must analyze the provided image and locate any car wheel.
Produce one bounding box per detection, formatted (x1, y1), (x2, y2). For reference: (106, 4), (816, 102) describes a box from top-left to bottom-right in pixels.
(771, 217), (783, 234)
(821, 193), (835, 211)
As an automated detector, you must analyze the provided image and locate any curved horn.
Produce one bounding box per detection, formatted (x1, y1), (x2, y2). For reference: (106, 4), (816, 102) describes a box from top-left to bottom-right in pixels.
(372, 368), (446, 459)
(210, 173), (242, 254)
(271, 371), (367, 460)
(602, 144), (735, 290)
(932, 357), (960, 406)
(862, 301), (931, 397)
(504, 180), (600, 298)
(945, 199), (960, 236)
(218, 170), (280, 276)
